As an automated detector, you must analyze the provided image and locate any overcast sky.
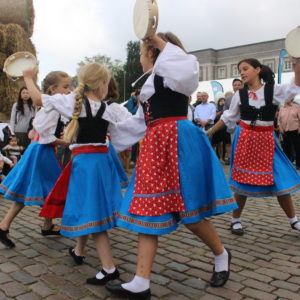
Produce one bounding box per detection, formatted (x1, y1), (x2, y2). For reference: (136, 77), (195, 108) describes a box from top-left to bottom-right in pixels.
(32, 0), (300, 84)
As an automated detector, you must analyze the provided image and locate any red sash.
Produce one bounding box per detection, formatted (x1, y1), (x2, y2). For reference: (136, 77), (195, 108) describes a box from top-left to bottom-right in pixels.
(129, 116), (187, 216)
(232, 121), (275, 186)
(39, 145), (108, 218)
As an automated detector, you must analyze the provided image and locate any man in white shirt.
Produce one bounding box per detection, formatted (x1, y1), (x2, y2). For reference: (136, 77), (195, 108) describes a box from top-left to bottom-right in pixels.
(194, 92), (216, 132)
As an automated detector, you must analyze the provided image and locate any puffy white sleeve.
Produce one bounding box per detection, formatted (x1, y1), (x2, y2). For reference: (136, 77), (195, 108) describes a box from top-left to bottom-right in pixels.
(42, 93), (75, 119)
(104, 105), (146, 152)
(33, 108), (60, 144)
(153, 43), (199, 96)
(273, 80), (300, 106)
(221, 92), (241, 129)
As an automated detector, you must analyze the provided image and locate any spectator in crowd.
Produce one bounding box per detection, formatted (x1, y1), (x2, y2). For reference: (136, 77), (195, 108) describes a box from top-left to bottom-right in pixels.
(193, 91), (202, 107)
(2, 135), (24, 165)
(10, 87), (36, 149)
(194, 92), (216, 132)
(278, 98), (300, 169)
(224, 79), (243, 110)
(212, 95), (231, 164)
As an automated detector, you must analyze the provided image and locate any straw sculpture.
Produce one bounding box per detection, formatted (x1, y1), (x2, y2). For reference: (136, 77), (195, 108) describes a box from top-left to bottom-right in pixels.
(0, 0), (36, 120)
(0, 0), (34, 38)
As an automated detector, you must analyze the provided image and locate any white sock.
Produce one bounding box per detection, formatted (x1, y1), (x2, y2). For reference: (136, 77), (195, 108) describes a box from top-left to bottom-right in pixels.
(121, 275), (150, 293)
(231, 217), (242, 230)
(96, 267), (116, 279)
(214, 248), (229, 272)
(289, 216), (300, 230)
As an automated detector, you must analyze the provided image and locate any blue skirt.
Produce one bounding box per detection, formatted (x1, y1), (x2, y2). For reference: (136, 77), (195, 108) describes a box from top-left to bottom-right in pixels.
(60, 152), (123, 237)
(229, 126), (300, 197)
(108, 142), (129, 189)
(0, 142), (62, 206)
(116, 120), (237, 235)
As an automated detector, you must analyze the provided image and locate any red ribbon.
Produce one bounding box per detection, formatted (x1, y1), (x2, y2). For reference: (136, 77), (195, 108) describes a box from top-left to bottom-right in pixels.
(248, 91), (258, 100)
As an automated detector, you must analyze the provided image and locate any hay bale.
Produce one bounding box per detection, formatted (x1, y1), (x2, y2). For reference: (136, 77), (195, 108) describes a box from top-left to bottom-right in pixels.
(0, 52), (6, 70)
(0, 24), (7, 52)
(0, 72), (25, 119)
(0, 0), (34, 38)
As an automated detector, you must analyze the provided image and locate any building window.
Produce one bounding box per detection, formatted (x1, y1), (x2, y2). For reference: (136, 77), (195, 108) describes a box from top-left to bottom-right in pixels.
(217, 66), (226, 79)
(283, 59), (292, 71)
(262, 59), (275, 72)
(231, 64), (239, 77)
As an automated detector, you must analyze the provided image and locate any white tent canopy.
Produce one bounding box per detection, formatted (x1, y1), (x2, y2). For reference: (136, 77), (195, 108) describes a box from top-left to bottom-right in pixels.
(191, 72), (295, 104)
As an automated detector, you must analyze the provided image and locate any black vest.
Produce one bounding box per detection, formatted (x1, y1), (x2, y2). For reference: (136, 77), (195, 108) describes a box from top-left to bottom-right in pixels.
(54, 118), (64, 139)
(141, 75), (188, 124)
(239, 83), (277, 125)
(77, 99), (108, 144)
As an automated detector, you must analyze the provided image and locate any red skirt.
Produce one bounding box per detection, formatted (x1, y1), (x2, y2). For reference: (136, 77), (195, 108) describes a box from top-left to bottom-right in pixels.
(129, 117), (187, 216)
(232, 121), (275, 186)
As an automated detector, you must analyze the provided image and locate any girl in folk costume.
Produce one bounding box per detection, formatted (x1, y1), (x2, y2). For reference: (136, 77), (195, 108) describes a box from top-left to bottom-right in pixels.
(24, 63), (131, 285)
(106, 33), (238, 300)
(207, 57), (300, 236)
(0, 71), (71, 248)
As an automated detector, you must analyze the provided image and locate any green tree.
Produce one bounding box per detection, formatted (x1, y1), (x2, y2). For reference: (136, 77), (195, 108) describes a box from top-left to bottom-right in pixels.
(74, 41), (145, 103)
(121, 41), (145, 101)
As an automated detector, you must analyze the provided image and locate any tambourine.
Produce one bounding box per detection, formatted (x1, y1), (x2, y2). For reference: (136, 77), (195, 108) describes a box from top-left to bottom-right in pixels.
(3, 51), (38, 81)
(133, 0), (159, 40)
(285, 26), (300, 58)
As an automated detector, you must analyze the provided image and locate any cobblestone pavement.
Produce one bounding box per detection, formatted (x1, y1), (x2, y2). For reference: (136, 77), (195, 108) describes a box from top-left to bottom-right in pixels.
(1, 164), (300, 300)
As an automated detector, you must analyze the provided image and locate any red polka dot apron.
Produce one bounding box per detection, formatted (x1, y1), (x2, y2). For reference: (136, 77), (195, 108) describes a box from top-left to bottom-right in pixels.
(232, 121), (275, 186)
(129, 117), (187, 216)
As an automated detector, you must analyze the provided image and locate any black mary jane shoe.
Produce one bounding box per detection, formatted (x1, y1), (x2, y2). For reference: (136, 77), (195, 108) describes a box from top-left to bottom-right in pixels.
(291, 221), (300, 231)
(86, 268), (120, 285)
(230, 221), (244, 236)
(106, 282), (151, 300)
(210, 248), (231, 287)
(0, 229), (15, 248)
(41, 224), (60, 236)
(68, 247), (85, 265)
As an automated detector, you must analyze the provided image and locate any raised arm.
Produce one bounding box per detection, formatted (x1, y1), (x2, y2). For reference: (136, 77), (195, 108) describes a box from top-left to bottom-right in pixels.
(23, 69), (43, 106)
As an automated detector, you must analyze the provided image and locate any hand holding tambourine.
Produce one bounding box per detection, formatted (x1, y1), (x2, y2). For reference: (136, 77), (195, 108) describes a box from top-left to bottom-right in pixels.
(3, 51), (38, 81)
(133, 0), (159, 40)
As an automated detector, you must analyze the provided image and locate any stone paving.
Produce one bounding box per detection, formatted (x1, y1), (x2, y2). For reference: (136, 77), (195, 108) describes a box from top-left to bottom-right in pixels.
(0, 164), (300, 299)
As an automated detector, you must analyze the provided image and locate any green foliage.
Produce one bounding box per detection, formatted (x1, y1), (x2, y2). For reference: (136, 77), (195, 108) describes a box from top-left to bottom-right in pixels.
(75, 40), (146, 103)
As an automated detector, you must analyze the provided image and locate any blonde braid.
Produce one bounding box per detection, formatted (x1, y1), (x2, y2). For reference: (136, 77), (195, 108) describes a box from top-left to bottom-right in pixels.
(64, 83), (85, 143)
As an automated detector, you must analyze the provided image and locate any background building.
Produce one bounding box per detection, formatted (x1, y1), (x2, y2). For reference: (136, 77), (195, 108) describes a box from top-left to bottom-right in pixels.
(190, 38), (291, 81)
(189, 38), (294, 102)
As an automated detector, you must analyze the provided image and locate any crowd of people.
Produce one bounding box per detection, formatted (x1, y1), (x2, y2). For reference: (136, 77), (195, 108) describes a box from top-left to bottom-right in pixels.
(0, 31), (300, 300)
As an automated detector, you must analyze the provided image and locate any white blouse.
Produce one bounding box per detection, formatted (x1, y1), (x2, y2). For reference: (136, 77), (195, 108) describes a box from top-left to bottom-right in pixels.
(33, 108), (60, 144)
(108, 42), (199, 152)
(42, 94), (132, 150)
(221, 81), (300, 129)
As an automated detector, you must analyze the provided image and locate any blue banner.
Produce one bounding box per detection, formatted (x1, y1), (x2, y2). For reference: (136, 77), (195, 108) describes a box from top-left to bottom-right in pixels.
(210, 81), (224, 102)
(278, 49), (287, 84)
